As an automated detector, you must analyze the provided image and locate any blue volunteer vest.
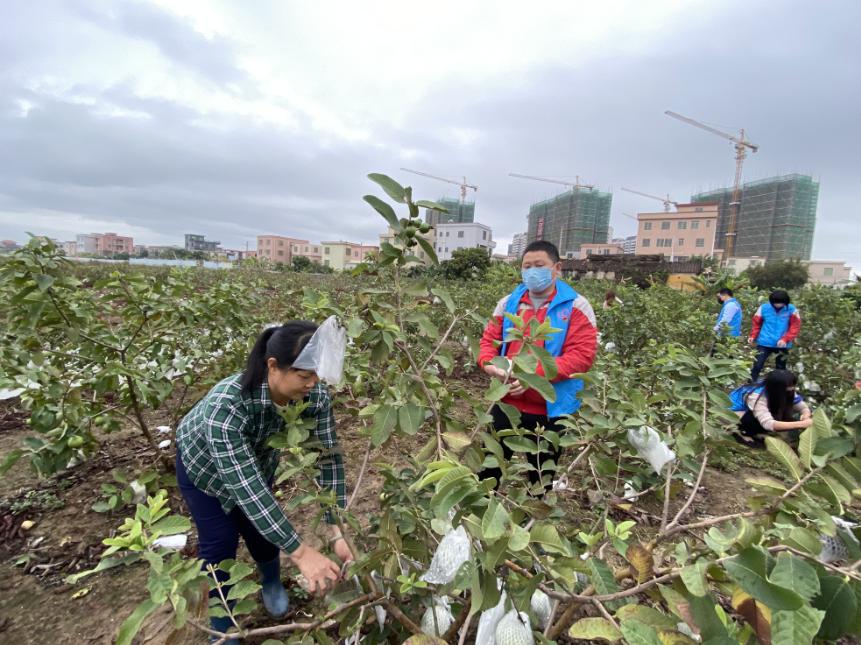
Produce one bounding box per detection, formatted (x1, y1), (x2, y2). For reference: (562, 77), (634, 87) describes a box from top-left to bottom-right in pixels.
(500, 281), (584, 417)
(716, 297), (742, 337)
(729, 382), (803, 412)
(757, 303), (797, 348)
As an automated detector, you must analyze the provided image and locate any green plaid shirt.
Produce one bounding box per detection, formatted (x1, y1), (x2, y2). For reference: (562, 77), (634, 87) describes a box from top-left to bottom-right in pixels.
(176, 374), (346, 553)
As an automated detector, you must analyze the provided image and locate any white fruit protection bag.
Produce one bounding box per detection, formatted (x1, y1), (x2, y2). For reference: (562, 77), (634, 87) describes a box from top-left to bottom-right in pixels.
(291, 315), (347, 385)
(627, 425), (676, 475)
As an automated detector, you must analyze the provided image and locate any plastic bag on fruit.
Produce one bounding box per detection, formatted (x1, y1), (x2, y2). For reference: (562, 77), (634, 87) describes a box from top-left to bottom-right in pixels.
(291, 315), (347, 385)
(495, 609), (534, 645)
(420, 596), (454, 637)
(420, 526), (471, 585)
(627, 426), (675, 475)
(475, 585), (507, 645)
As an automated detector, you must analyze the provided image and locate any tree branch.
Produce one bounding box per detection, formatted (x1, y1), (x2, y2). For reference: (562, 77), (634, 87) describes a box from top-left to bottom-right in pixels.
(664, 448), (709, 533)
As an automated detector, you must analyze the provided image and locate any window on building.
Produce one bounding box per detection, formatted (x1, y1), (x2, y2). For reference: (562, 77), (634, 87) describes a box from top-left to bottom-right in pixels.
(661, 221), (671, 230)
(678, 238), (684, 246)
(482, 231), (487, 240)
(278, 240), (283, 246)
(695, 207), (703, 212)
(446, 231), (450, 237)
(695, 238), (705, 247)
(586, 249), (593, 255)
(277, 250), (284, 256)
(346, 248), (351, 256)
(706, 220), (711, 227)
(324, 259), (329, 266)
(678, 221), (687, 229)
(445, 247), (449, 252)
(325, 247), (330, 254)
(642, 239), (651, 247)
(691, 220), (699, 229)
(824, 267), (834, 277)
(458, 231), (465, 238)
(644, 222), (652, 230)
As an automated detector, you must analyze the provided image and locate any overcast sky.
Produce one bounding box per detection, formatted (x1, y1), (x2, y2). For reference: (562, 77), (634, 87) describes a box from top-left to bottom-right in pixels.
(1, 1), (858, 267)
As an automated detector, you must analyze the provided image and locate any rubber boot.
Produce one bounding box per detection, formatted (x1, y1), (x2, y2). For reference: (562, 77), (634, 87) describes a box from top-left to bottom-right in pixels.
(257, 556), (290, 617)
(210, 615), (239, 645)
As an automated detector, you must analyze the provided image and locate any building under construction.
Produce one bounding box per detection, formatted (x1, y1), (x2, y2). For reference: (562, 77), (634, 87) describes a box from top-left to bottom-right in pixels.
(691, 173), (818, 261)
(424, 197), (475, 226)
(526, 188), (612, 257)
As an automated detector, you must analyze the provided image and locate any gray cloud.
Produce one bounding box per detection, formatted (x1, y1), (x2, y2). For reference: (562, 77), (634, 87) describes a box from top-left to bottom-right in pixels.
(0, 0), (858, 267)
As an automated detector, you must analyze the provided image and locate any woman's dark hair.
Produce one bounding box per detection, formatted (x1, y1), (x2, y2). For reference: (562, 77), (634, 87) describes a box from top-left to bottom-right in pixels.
(769, 290), (791, 307)
(240, 321), (318, 394)
(756, 369), (798, 422)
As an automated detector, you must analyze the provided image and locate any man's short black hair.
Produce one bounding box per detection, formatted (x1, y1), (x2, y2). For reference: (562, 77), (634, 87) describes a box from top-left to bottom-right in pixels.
(718, 288), (733, 297)
(522, 240), (560, 263)
(769, 289), (791, 306)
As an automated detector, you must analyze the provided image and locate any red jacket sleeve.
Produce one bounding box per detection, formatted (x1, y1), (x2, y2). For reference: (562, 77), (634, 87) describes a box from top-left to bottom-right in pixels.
(478, 296), (508, 368)
(749, 306), (764, 342)
(781, 311), (801, 343)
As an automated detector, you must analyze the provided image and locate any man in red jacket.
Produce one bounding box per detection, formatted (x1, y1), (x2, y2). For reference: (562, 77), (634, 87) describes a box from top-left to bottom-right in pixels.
(478, 241), (598, 489)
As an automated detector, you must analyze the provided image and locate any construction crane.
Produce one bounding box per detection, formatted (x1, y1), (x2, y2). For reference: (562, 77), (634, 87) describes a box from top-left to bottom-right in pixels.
(399, 167), (478, 204)
(508, 173), (594, 190)
(665, 110), (759, 258)
(621, 186), (678, 213)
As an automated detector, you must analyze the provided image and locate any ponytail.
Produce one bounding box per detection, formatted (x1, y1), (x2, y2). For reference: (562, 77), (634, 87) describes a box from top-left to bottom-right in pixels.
(240, 321), (318, 394)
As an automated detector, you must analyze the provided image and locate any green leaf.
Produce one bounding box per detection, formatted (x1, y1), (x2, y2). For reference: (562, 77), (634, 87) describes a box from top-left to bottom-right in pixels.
(771, 605), (825, 645)
(431, 287), (455, 313)
(724, 547), (804, 611)
(115, 599), (159, 645)
(371, 405), (397, 446)
(685, 592), (735, 644)
(785, 527), (823, 555)
(481, 498), (509, 541)
(588, 558), (621, 609)
(415, 236), (438, 265)
(812, 575), (857, 640)
(765, 436), (803, 482)
(35, 273), (55, 291)
(363, 195), (400, 230)
(151, 514), (191, 537)
(679, 560), (709, 597)
(568, 617), (622, 642)
(397, 404), (424, 436)
(415, 199), (447, 211)
(226, 578), (261, 601)
(508, 523), (530, 551)
(515, 372), (556, 402)
(531, 523), (569, 555)
(769, 552), (820, 602)
(367, 173), (406, 203)
(619, 619), (663, 645)
(486, 378), (510, 402)
(0, 448), (23, 476)
(615, 604), (677, 629)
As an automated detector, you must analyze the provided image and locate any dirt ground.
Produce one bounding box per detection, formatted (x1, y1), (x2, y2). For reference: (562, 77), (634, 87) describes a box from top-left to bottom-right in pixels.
(0, 391), (777, 645)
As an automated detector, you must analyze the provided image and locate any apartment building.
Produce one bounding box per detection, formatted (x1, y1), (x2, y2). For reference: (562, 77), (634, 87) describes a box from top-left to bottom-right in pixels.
(256, 235), (306, 264)
(635, 203), (719, 260)
(806, 261), (853, 286)
(434, 222), (495, 261)
(320, 241), (379, 270)
(97, 233), (134, 255)
(76, 233), (101, 254)
(577, 242), (625, 259)
(291, 241), (323, 264)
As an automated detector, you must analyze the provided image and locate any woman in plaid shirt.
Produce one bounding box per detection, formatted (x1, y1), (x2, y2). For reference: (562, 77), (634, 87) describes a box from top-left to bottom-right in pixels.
(176, 321), (350, 640)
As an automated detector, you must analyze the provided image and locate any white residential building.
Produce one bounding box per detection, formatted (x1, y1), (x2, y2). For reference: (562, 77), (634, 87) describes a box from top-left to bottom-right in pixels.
(76, 233), (100, 254)
(434, 222), (495, 261)
(806, 261), (853, 287)
(508, 232), (528, 257)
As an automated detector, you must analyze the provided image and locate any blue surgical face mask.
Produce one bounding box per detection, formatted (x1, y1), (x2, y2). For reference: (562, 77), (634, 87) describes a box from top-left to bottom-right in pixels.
(522, 267), (554, 292)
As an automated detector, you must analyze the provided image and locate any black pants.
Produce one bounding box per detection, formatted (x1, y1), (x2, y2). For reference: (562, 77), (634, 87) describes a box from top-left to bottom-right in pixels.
(480, 405), (564, 489)
(750, 345), (788, 382)
(738, 410), (800, 447)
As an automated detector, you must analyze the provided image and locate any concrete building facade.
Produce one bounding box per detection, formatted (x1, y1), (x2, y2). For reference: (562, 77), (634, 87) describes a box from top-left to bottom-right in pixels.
(526, 187), (612, 258)
(578, 242), (625, 259)
(425, 198), (475, 226)
(635, 203), (719, 260)
(806, 261), (853, 287)
(691, 173), (818, 261)
(256, 235), (306, 264)
(62, 241), (79, 257)
(508, 232), (528, 257)
(76, 234), (101, 254)
(97, 233), (134, 256)
(321, 241), (379, 270)
(434, 222), (495, 261)
(185, 234), (221, 252)
(612, 236), (637, 254)
(291, 241), (323, 265)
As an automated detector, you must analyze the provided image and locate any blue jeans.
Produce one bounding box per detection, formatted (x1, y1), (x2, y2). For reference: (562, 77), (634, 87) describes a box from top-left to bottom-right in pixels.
(176, 452), (279, 593)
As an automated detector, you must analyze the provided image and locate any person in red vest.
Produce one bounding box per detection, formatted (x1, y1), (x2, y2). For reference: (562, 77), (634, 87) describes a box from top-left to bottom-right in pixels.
(478, 241), (598, 489)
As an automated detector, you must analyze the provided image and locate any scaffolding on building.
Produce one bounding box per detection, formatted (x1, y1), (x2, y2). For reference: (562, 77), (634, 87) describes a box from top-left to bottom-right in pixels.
(692, 173), (818, 262)
(526, 188), (612, 257)
(425, 197), (476, 226)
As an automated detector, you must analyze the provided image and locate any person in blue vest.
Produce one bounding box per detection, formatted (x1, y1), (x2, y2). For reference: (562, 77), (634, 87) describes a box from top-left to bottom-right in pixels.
(729, 369), (812, 447)
(714, 288), (742, 337)
(478, 240), (598, 490)
(748, 290), (801, 382)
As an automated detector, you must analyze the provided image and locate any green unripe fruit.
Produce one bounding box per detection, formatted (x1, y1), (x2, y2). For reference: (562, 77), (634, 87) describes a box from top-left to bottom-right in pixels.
(67, 436), (84, 448)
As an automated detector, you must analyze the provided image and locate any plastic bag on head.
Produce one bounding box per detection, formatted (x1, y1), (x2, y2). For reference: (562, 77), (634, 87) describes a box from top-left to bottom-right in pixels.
(627, 426), (675, 475)
(291, 315), (346, 384)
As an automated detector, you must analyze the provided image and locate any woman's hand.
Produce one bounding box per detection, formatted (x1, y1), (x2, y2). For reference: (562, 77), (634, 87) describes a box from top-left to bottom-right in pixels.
(288, 544), (341, 596)
(483, 364), (508, 380)
(797, 418), (814, 429)
(332, 537), (354, 564)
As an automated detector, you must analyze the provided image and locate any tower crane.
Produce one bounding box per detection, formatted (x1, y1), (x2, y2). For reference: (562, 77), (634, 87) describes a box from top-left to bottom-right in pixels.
(621, 186), (678, 213)
(399, 168), (478, 204)
(665, 110), (759, 258)
(508, 173), (594, 190)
